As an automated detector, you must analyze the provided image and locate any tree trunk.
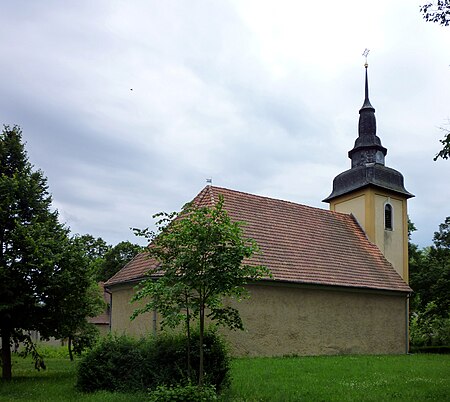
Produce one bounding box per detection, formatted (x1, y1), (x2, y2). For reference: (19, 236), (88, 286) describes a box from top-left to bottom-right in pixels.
(68, 335), (73, 361)
(198, 303), (204, 387)
(1, 326), (12, 381)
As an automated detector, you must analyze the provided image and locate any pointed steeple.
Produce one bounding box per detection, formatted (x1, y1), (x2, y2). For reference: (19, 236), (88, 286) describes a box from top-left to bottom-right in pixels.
(323, 63), (413, 203)
(348, 64), (387, 168)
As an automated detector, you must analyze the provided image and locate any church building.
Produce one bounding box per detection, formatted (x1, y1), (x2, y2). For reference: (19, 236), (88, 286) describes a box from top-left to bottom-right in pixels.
(105, 65), (414, 356)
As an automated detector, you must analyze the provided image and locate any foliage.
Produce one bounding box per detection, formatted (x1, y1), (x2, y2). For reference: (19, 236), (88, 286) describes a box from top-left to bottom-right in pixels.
(49, 239), (105, 361)
(433, 123), (450, 161)
(76, 328), (230, 393)
(73, 234), (110, 264)
(410, 302), (450, 347)
(12, 332), (46, 371)
(420, 1), (450, 27)
(71, 322), (100, 357)
(0, 125), (95, 379)
(148, 383), (217, 402)
(132, 195), (270, 386)
(409, 217), (450, 347)
(76, 334), (149, 393)
(95, 241), (141, 282)
(73, 235), (140, 282)
(151, 328), (230, 392)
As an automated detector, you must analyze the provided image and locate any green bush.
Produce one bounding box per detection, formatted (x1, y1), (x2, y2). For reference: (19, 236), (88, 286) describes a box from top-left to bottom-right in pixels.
(148, 384), (217, 402)
(410, 302), (450, 347)
(76, 334), (151, 392)
(76, 328), (230, 393)
(72, 322), (100, 356)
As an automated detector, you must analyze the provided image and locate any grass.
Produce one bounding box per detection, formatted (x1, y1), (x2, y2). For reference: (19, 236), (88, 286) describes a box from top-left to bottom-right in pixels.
(0, 353), (449, 401)
(0, 356), (146, 402)
(220, 354), (450, 401)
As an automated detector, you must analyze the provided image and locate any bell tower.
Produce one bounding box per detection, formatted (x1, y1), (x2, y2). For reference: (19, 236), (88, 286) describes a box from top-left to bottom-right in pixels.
(323, 62), (414, 281)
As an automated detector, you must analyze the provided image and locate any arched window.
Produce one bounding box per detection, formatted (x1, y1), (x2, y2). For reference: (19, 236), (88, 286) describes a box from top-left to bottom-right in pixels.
(384, 203), (393, 230)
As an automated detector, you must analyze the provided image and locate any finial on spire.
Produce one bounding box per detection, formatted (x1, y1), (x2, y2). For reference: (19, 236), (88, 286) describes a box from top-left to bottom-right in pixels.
(361, 49), (372, 108)
(362, 48), (370, 68)
(206, 178), (212, 185)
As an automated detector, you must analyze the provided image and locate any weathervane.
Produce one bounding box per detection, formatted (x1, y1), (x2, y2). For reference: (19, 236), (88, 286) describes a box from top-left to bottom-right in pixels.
(362, 48), (370, 68)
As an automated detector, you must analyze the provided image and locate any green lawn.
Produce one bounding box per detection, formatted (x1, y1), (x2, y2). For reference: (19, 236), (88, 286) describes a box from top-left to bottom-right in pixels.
(220, 354), (450, 401)
(0, 354), (449, 401)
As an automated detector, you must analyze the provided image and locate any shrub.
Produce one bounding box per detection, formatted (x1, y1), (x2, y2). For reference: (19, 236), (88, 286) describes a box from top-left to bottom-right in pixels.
(76, 327), (230, 393)
(72, 322), (100, 356)
(76, 334), (152, 392)
(410, 303), (450, 347)
(148, 384), (217, 402)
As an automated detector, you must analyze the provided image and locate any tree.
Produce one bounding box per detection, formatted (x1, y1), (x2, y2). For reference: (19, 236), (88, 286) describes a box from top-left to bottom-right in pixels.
(0, 126), (98, 379)
(73, 234), (110, 277)
(419, 3), (450, 160)
(410, 217), (450, 317)
(74, 234), (110, 264)
(433, 123), (450, 161)
(132, 196), (270, 386)
(420, 1), (450, 26)
(409, 217), (450, 347)
(96, 241), (141, 282)
(50, 237), (105, 361)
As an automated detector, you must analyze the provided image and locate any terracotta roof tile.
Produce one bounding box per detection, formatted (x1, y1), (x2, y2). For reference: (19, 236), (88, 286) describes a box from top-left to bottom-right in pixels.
(105, 186), (411, 293)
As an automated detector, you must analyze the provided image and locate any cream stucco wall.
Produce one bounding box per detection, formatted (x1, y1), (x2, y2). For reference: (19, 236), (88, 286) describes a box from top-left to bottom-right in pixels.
(224, 283), (407, 356)
(110, 283), (159, 336)
(109, 281), (408, 356)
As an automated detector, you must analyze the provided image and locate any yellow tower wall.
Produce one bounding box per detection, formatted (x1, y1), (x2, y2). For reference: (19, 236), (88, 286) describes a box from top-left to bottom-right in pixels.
(329, 188), (408, 281)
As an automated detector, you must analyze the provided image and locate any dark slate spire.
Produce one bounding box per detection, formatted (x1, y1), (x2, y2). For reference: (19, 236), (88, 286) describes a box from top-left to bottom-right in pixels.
(348, 64), (387, 168)
(323, 64), (414, 203)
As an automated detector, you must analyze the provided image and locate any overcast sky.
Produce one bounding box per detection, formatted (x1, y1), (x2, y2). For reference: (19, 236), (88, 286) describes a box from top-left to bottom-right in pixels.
(1, 0), (449, 248)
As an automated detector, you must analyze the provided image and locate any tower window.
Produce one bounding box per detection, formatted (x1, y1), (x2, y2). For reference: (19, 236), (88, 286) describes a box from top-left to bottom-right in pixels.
(384, 203), (393, 230)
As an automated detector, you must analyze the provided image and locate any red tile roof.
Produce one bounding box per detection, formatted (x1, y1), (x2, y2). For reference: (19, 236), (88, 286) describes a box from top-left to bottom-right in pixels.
(106, 186), (411, 293)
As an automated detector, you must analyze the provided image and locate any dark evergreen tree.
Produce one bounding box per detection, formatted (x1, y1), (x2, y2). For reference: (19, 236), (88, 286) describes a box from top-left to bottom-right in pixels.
(0, 125), (101, 379)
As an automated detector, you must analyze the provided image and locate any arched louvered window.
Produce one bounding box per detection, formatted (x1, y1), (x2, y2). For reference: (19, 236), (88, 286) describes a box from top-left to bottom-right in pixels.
(384, 203), (393, 230)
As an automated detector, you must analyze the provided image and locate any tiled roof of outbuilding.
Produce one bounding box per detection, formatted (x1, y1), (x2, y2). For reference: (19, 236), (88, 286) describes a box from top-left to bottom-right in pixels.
(105, 186), (411, 293)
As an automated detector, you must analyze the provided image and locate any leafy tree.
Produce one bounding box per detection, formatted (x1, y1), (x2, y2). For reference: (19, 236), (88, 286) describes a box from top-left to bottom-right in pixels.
(96, 241), (141, 282)
(410, 217), (450, 318)
(74, 234), (110, 261)
(433, 123), (450, 161)
(52, 249), (105, 361)
(132, 196), (270, 386)
(409, 217), (450, 347)
(73, 234), (110, 278)
(0, 125), (99, 379)
(420, 1), (450, 26)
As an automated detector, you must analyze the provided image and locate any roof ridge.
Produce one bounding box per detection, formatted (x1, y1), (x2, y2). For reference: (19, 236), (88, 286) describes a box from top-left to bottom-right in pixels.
(105, 184), (411, 293)
(209, 185), (328, 212)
